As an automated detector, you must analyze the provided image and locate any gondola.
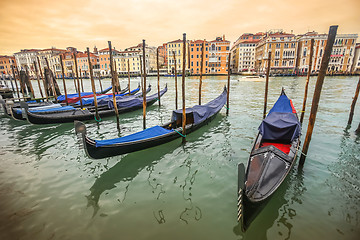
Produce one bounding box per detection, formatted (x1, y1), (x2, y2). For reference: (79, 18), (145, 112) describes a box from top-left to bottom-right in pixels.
(237, 89), (301, 231)
(57, 85), (113, 102)
(75, 87), (227, 159)
(9, 85), (142, 121)
(22, 85), (166, 124)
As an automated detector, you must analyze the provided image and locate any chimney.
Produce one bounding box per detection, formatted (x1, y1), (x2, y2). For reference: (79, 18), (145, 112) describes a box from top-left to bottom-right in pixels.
(223, 34), (225, 40)
(94, 46), (98, 54)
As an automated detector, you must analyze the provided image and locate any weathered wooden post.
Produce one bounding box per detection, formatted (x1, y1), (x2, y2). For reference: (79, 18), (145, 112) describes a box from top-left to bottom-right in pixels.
(11, 65), (20, 98)
(72, 65), (78, 93)
(300, 39), (315, 124)
(72, 53), (83, 108)
(127, 59), (131, 95)
(113, 59), (121, 93)
(299, 25), (338, 167)
(98, 72), (103, 92)
(173, 51), (178, 109)
(199, 40), (205, 105)
(181, 33), (187, 144)
(347, 76), (360, 126)
(79, 68), (84, 92)
(36, 57), (49, 101)
(142, 39), (147, 129)
(108, 41), (120, 130)
(59, 55), (68, 105)
(45, 57), (61, 96)
(157, 47), (161, 106)
(263, 51), (271, 119)
(226, 52), (231, 115)
(24, 66), (35, 98)
(87, 48), (100, 121)
(33, 61), (44, 99)
(45, 58), (59, 102)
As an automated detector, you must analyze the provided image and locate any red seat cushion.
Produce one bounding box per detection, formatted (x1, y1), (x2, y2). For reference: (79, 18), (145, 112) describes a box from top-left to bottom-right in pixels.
(261, 142), (291, 154)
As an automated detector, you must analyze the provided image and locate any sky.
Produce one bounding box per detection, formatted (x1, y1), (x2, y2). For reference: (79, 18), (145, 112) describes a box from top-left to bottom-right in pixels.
(0, 0), (359, 55)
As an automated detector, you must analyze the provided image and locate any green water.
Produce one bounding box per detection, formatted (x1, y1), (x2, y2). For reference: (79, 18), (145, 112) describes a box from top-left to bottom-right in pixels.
(0, 76), (359, 240)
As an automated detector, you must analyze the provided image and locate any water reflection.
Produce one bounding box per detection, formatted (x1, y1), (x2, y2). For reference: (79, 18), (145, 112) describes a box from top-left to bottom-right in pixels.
(86, 140), (181, 217)
(325, 128), (360, 232)
(233, 166), (306, 239)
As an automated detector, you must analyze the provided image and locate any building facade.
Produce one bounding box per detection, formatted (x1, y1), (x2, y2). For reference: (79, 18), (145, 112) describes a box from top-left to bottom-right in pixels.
(351, 44), (360, 73)
(231, 33), (264, 73)
(208, 36), (230, 74)
(189, 40), (209, 75)
(0, 56), (17, 77)
(255, 32), (298, 74)
(167, 39), (189, 74)
(297, 32), (358, 74)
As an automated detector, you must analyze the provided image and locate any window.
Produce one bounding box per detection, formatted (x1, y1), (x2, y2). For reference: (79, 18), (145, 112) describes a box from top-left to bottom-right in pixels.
(303, 48), (307, 57)
(226, 46), (229, 50)
(319, 49), (323, 57)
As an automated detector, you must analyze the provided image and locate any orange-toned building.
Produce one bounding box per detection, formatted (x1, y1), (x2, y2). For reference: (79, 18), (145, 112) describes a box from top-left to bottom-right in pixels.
(98, 47), (120, 76)
(189, 40), (209, 75)
(0, 56), (17, 76)
(158, 43), (167, 67)
(76, 52), (99, 77)
(208, 36), (230, 74)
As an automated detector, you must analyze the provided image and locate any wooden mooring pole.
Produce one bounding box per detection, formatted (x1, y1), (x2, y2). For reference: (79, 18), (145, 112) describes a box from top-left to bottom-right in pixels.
(33, 61), (44, 99)
(173, 51), (178, 109)
(356, 122), (360, 135)
(157, 47), (161, 106)
(59, 55), (68, 105)
(263, 51), (271, 119)
(72, 53), (83, 108)
(98, 72), (103, 92)
(45, 57), (58, 103)
(347, 76), (360, 126)
(142, 39), (147, 129)
(11, 65), (20, 98)
(36, 57), (49, 101)
(199, 40), (205, 105)
(300, 39), (315, 124)
(299, 25), (338, 167)
(87, 47), (100, 121)
(181, 33), (187, 144)
(227, 51), (231, 115)
(127, 59), (131, 95)
(108, 41), (120, 130)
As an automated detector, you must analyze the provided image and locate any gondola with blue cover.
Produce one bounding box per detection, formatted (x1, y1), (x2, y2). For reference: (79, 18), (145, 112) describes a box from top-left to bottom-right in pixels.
(75, 87), (228, 159)
(237, 89), (301, 231)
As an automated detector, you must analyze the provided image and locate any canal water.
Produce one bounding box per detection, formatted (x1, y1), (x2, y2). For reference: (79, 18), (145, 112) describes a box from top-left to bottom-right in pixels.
(0, 75), (359, 240)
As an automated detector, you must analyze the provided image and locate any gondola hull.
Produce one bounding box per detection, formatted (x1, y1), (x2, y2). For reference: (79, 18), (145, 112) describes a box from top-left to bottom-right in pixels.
(81, 111), (219, 159)
(25, 97), (160, 124)
(238, 90), (301, 231)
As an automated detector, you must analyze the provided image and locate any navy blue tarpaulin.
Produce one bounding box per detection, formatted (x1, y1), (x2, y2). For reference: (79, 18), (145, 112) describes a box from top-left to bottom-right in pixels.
(107, 86), (167, 109)
(96, 86), (151, 106)
(95, 126), (173, 147)
(171, 87), (227, 125)
(259, 93), (301, 141)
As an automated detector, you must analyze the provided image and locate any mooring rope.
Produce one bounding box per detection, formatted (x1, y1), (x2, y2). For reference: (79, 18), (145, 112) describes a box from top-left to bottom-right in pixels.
(174, 128), (186, 137)
(94, 115), (102, 122)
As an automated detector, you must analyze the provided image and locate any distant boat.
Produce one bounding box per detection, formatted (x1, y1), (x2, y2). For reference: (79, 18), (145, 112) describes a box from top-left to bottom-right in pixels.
(164, 74), (182, 77)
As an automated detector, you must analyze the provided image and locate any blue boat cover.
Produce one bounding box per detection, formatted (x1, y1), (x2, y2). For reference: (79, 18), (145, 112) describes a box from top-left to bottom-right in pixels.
(15, 104), (62, 114)
(30, 105), (76, 113)
(98, 86), (151, 106)
(259, 93), (301, 141)
(107, 86), (167, 109)
(171, 87), (227, 125)
(74, 86), (140, 106)
(95, 126), (174, 147)
(57, 86), (113, 101)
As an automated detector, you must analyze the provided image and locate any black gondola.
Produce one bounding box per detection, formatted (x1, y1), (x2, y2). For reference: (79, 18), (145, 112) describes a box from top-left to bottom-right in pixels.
(9, 85), (141, 121)
(238, 89), (301, 231)
(22, 85), (166, 124)
(75, 87), (228, 159)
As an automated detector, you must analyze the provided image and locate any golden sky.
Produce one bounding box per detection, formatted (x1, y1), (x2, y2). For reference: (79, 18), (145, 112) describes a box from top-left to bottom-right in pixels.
(0, 0), (359, 55)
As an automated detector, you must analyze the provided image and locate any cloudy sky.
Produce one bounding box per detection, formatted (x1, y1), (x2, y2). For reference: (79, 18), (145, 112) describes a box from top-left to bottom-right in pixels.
(0, 0), (359, 55)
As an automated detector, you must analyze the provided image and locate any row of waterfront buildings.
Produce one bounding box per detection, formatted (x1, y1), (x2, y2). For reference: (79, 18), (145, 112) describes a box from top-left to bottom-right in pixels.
(0, 29), (360, 79)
